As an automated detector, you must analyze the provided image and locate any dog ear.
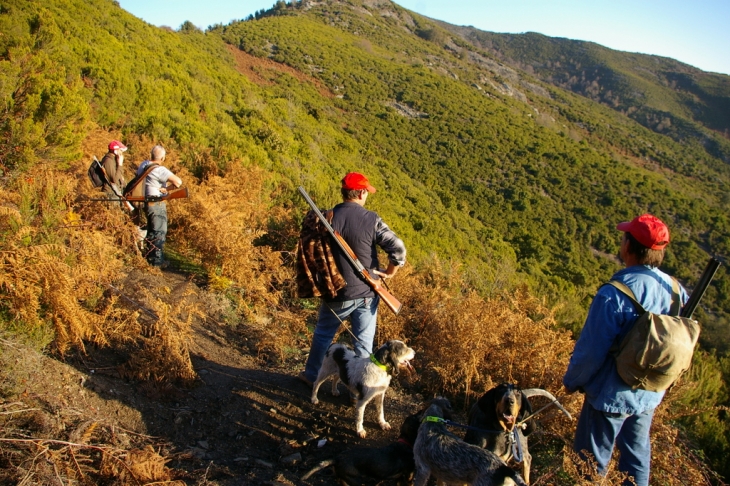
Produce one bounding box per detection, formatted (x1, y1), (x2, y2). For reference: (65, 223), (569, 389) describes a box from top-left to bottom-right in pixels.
(476, 386), (501, 425)
(387, 346), (401, 376)
(518, 391), (537, 436)
(376, 345), (398, 376)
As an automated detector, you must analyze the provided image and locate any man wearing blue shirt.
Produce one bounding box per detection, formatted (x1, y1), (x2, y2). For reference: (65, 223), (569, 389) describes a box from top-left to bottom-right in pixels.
(563, 214), (687, 486)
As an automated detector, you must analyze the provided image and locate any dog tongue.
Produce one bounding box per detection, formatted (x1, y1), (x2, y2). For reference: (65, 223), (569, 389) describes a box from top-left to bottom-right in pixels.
(503, 414), (515, 424)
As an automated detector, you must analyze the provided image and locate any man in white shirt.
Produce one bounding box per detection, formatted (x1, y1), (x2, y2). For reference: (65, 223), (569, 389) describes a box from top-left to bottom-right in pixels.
(143, 145), (182, 268)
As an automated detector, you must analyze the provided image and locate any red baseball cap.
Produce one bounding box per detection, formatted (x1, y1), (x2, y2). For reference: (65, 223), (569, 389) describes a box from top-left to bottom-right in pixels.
(341, 172), (376, 193)
(108, 140), (127, 152)
(616, 214), (670, 250)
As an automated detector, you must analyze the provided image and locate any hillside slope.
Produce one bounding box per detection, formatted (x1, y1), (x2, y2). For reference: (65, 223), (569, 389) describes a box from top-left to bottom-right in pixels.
(439, 27), (730, 160)
(215, 0), (729, 342)
(1, 0), (730, 482)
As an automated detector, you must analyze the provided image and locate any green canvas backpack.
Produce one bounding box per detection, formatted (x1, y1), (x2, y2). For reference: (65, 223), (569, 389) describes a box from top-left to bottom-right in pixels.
(608, 279), (700, 392)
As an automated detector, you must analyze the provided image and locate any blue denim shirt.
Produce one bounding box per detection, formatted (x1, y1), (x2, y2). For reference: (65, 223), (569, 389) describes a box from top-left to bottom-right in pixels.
(563, 265), (688, 414)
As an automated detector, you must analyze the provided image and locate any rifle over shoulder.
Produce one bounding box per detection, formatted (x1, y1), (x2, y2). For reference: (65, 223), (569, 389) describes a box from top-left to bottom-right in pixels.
(298, 186), (402, 315)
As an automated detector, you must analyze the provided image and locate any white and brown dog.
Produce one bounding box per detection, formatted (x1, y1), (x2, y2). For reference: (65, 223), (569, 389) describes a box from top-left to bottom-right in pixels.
(311, 340), (415, 438)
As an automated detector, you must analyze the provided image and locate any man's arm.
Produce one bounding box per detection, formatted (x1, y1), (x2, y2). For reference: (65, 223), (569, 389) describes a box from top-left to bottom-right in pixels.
(373, 217), (406, 278)
(161, 172), (182, 193)
(563, 287), (625, 393)
(168, 173), (182, 188)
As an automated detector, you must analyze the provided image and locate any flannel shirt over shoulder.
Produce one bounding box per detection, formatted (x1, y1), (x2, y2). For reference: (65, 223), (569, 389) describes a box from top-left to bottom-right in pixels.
(296, 209), (346, 299)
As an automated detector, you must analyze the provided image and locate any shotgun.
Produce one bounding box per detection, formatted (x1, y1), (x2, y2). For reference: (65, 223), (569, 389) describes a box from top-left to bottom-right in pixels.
(94, 156), (135, 211)
(298, 186), (402, 315)
(85, 187), (188, 204)
(681, 257), (722, 319)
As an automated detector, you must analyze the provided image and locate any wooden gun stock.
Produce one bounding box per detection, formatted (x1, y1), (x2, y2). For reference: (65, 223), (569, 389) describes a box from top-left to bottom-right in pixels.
(332, 232), (403, 315)
(125, 187), (188, 202)
(159, 187), (188, 201)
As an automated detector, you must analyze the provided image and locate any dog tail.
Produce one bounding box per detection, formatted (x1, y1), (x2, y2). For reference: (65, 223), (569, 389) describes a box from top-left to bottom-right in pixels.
(300, 459), (336, 480)
(495, 464), (527, 486)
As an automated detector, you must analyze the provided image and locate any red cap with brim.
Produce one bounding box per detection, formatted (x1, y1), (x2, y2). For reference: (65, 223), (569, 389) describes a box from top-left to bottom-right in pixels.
(108, 140), (127, 152)
(342, 172), (376, 193)
(617, 214), (670, 250)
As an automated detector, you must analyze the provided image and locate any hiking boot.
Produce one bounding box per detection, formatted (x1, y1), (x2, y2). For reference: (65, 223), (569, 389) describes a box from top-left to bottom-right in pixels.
(297, 371), (313, 388)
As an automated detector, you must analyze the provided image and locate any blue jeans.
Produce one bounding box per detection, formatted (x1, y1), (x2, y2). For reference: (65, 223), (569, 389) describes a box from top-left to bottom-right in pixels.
(574, 400), (654, 486)
(146, 203), (167, 266)
(302, 297), (380, 382)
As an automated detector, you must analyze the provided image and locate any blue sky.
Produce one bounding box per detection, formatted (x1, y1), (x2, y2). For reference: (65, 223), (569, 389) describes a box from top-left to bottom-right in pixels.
(118, 0), (730, 75)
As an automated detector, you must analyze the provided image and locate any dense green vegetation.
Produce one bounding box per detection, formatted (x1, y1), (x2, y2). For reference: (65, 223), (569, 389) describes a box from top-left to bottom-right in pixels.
(214, 1), (730, 340)
(2, 0), (730, 480)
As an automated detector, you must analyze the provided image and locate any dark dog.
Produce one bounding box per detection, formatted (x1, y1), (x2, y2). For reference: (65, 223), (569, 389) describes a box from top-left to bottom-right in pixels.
(464, 384), (571, 484)
(311, 340), (415, 438)
(301, 410), (421, 485)
(413, 397), (527, 486)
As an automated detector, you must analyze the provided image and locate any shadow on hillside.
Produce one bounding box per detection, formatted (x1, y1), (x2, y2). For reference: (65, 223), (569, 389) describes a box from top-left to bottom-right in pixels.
(67, 330), (423, 485)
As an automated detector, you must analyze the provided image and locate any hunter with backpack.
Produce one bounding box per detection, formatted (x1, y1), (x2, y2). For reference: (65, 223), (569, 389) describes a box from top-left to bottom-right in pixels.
(87, 142), (187, 266)
(563, 214), (691, 486)
(131, 145), (182, 268)
(88, 140), (131, 210)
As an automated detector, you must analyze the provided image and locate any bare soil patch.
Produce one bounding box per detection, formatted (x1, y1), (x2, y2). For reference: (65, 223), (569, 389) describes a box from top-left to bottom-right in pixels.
(227, 44), (334, 99)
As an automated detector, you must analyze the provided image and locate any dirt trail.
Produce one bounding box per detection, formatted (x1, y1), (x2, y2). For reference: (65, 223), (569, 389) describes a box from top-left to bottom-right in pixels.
(3, 267), (430, 485)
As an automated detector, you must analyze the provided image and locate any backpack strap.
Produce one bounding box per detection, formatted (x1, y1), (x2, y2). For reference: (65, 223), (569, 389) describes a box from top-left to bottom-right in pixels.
(124, 163), (160, 197)
(607, 277), (681, 316)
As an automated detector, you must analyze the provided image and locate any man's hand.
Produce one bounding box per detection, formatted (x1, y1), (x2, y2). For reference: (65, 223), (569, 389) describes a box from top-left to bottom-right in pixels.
(563, 384), (576, 395)
(373, 262), (399, 279)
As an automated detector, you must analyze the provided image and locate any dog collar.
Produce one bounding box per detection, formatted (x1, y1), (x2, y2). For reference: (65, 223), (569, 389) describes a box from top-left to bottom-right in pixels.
(422, 416), (444, 424)
(369, 354), (388, 371)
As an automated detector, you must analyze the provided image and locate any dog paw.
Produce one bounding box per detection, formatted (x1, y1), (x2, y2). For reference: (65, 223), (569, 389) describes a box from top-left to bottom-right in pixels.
(380, 421), (391, 431)
(311, 397), (319, 405)
(357, 429), (367, 439)
(332, 390), (340, 397)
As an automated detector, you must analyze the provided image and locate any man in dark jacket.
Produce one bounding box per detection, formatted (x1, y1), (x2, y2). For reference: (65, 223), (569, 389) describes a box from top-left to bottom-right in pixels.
(563, 214), (687, 486)
(100, 140), (127, 200)
(298, 172), (406, 386)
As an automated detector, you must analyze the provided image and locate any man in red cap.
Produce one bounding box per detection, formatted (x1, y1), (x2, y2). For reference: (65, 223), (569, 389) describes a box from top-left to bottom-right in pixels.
(563, 214), (687, 486)
(100, 140), (128, 201)
(299, 172), (406, 387)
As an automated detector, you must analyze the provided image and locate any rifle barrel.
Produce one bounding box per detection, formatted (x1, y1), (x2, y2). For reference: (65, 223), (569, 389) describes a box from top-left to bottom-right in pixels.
(681, 257), (722, 319)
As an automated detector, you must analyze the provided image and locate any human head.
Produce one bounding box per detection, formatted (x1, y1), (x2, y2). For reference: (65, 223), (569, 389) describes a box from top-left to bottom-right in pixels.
(617, 214), (669, 267)
(340, 172), (376, 200)
(108, 140), (127, 153)
(150, 145), (166, 162)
